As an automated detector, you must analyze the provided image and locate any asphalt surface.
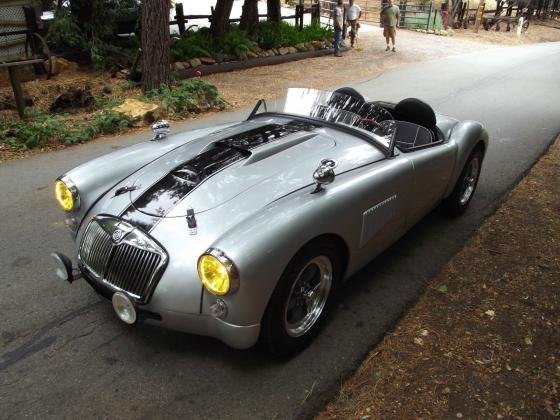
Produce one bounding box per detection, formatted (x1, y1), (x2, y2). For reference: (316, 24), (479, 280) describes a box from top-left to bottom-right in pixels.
(1, 43), (559, 419)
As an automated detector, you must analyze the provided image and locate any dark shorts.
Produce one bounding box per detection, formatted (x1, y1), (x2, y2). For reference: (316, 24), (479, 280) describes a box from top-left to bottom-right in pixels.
(383, 26), (396, 38)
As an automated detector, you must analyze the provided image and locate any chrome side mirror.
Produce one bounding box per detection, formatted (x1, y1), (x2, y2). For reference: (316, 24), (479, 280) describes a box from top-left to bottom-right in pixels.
(151, 120), (170, 141)
(312, 159), (337, 194)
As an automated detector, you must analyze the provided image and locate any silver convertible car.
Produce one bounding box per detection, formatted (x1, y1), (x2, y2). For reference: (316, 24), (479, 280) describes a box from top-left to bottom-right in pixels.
(52, 87), (488, 355)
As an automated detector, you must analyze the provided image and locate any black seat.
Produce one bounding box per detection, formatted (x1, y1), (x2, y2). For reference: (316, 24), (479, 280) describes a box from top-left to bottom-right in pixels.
(394, 98), (437, 138)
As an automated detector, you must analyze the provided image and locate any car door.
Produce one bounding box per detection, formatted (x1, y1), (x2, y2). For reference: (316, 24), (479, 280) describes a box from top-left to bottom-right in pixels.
(404, 141), (456, 227)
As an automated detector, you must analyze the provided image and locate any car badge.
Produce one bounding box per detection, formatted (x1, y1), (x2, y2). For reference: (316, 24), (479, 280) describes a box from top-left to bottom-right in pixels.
(112, 229), (124, 242)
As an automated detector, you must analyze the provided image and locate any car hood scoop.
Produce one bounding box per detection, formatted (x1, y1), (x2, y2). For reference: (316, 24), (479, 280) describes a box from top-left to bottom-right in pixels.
(120, 120), (336, 231)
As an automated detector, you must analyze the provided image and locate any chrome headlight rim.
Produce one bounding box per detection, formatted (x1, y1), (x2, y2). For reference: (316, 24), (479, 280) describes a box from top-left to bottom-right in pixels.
(56, 175), (81, 212)
(198, 248), (239, 295)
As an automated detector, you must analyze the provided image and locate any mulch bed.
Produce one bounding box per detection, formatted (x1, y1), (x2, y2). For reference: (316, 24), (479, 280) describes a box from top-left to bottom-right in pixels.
(319, 136), (560, 419)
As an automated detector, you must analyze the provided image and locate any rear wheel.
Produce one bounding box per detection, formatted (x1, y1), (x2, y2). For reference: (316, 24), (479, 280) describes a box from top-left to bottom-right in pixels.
(260, 241), (341, 356)
(444, 146), (483, 215)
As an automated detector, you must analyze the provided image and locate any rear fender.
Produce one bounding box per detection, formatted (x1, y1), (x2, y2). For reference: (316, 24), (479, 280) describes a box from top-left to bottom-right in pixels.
(443, 121), (489, 198)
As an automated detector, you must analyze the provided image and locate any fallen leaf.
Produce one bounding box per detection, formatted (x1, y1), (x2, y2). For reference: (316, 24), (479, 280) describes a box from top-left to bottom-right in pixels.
(524, 336), (533, 345)
(485, 310), (496, 317)
(437, 285), (448, 293)
(414, 337), (424, 346)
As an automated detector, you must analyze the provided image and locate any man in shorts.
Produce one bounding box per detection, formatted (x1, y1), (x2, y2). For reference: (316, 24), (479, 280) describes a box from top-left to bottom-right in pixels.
(381, 0), (400, 52)
(345, 0), (362, 48)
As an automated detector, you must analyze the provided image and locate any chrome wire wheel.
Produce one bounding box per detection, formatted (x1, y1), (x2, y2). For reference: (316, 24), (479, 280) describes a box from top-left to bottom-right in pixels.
(459, 156), (480, 205)
(284, 256), (333, 338)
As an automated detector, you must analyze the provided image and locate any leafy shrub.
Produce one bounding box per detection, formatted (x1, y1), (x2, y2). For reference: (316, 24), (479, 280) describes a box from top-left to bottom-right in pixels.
(46, 9), (85, 50)
(171, 28), (215, 62)
(1, 112), (64, 149)
(145, 79), (227, 117)
(254, 21), (332, 49)
(0, 110), (130, 149)
(62, 111), (130, 144)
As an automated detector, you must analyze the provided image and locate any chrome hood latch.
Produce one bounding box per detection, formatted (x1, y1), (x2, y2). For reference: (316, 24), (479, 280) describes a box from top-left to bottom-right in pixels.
(311, 159), (337, 194)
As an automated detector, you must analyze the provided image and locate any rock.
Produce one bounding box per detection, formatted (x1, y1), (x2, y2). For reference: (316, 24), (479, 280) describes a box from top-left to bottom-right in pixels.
(173, 62), (186, 71)
(255, 46), (263, 54)
(214, 53), (227, 63)
(277, 47), (290, 55)
(115, 69), (130, 79)
(112, 99), (161, 127)
(266, 50), (275, 57)
(102, 85), (113, 94)
(48, 57), (79, 75)
(305, 42), (315, 51)
(428, 29), (435, 34)
(199, 56), (216, 65)
(189, 58), (202, 68)
(272, 48), (279, 55)
(295, 43), (307, 52)
(50, 87), (95, 113)
(288, 46), (298, 54)
(311, 40), (324, 50)
(247, 51), (258, 59)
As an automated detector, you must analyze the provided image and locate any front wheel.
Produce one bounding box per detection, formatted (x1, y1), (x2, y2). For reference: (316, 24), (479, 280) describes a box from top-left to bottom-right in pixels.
(260, 241), (341, 356)
(444, 146), (483, 215)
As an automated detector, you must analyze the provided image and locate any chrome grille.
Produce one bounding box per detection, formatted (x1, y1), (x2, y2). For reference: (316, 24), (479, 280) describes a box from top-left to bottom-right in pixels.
(79, 216), (167, 303)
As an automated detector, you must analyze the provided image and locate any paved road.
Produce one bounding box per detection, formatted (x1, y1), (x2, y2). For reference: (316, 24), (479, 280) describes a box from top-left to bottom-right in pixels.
(1, 43), (559, 419)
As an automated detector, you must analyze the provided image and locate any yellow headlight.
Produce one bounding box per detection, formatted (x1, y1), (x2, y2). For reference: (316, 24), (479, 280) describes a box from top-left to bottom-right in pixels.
(198, 254), (231, 296)
(54, 180), (74, 211)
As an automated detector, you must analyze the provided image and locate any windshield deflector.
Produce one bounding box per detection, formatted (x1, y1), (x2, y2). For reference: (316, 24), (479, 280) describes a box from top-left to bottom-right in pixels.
(247, 88), (395, 156)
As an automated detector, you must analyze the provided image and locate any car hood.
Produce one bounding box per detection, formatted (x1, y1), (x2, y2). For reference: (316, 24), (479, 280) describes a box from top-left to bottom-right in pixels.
(98, 117), (385, 232)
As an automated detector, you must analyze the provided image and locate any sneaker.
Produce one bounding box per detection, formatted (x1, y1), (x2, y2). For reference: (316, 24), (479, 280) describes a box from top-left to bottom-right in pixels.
(392, 46), (397, 52)
(385, 45), (390, 51)
(334, 53), (343, 57)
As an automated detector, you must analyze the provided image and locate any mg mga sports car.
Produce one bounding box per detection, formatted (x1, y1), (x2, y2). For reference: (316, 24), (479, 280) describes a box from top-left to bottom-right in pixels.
(52, 87), (488, 355)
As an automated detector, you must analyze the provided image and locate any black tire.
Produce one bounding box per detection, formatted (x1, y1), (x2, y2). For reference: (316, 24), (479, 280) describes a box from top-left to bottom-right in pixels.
(260, 241), (341, 357)
(444, 146), (484, 215)
(333, 87), (365, 102)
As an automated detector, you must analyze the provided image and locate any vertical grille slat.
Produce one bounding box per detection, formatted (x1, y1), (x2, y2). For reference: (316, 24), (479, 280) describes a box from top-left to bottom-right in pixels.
(79, 217), (168, 303)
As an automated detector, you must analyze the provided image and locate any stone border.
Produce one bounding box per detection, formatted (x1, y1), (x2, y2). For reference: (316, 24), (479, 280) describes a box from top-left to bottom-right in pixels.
(172, 47), (347, 80)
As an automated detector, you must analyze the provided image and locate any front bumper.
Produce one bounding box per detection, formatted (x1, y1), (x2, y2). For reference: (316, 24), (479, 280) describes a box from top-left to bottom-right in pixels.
(82, 268), (260, 349)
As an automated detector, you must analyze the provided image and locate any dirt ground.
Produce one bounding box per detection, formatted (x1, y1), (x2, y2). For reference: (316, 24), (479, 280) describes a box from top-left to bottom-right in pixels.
(319, 136), (560, 418)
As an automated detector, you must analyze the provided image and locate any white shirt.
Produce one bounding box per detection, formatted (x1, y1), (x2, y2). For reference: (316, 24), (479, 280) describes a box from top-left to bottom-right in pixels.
(346, 4), (362, 20)
(334, 6), (343, 27)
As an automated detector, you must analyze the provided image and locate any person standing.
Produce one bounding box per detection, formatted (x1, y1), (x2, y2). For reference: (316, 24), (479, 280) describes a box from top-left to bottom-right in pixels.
(441, 0), (449, 30)
(346, 0), (362, 48)
(380, 0), (400, 52)
(333, 0), (344, 57)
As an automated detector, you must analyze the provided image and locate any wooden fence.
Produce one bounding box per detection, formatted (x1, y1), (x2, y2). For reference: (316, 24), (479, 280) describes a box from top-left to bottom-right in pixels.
(171, 3), (322, 35)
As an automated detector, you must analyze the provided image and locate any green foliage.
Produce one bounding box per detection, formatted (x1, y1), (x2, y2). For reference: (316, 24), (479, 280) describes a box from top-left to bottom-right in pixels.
(46, 0), (140, 70)
(46, 9), (85, 50)
(171, 28), (215, 62)
(253, 21), (332, 49)
(62, 111), (131, 144)
(1, 112), (64, 149)
(145, 79), (227, 118)
(0, 110), (130, 149)
(220, 27), (258, 59)
(170, 22), (329, 62)
(171, 26), (257, 62)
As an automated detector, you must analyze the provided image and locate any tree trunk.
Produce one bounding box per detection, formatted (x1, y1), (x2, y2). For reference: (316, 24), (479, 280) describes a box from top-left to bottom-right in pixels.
(267, 0), (281, 23)
(211, 0), (234, 39)
(141, 0), (170, 92)
(240, 0), (259, 32)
